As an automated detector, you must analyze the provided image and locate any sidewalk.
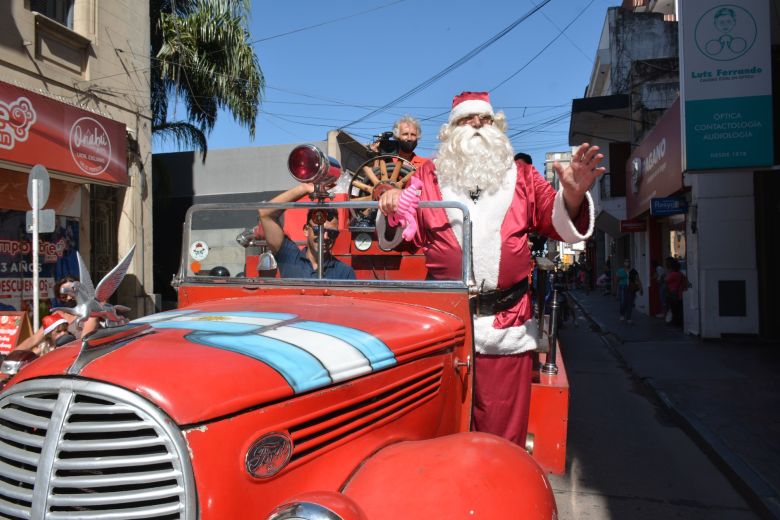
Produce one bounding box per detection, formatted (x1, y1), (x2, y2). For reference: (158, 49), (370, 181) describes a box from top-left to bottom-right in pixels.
(569, 289), (780, 520)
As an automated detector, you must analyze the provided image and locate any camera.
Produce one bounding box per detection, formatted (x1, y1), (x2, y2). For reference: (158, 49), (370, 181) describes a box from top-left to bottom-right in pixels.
(372, 131), (399, 155)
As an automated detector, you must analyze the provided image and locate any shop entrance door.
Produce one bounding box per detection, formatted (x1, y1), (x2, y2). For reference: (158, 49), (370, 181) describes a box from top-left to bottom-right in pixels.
(90, 185), (118, 299)
(755, 172), (780, 340)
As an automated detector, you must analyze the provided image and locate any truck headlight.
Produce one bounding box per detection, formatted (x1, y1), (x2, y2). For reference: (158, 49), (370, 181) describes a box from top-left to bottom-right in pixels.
(268, 502), (342, 520)
(267, 492), (366, 520)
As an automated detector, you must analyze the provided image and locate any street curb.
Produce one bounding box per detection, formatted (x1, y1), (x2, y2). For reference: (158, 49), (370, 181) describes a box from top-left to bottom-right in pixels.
(648, 381), (780, 520)
(568, 292), (780, 520)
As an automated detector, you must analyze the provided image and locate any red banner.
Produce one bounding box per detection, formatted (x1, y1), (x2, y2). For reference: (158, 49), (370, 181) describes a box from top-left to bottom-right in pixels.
(620, 219), (647, 233)
(0, 81), (128, 186)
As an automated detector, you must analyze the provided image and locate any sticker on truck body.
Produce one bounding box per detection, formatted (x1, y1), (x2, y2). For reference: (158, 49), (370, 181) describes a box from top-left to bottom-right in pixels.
(133, 311), (396, 393)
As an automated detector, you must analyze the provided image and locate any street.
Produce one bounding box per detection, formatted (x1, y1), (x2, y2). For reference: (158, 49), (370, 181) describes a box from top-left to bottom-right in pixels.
(548, 313), (758, 519)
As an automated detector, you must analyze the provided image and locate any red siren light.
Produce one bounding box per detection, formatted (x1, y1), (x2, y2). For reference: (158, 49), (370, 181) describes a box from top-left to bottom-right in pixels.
(287, 144), (342, 187)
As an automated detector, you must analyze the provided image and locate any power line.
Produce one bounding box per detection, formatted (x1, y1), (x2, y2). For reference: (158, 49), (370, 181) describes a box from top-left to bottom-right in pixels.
(508, 112), (570, 139)
(531, 0), (593, 60)
(490, 0), (596, 92)
(251, 0), (408, 43)
(340, 0), (554, 130)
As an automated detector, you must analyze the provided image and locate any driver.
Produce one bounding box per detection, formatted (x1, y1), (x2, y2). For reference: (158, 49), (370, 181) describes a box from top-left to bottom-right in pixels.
(371, 115), (430, 169)
(258, 183), (355, 280)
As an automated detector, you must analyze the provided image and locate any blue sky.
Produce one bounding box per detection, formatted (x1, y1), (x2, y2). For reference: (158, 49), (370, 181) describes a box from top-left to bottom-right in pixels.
(157, 0), (620, 163)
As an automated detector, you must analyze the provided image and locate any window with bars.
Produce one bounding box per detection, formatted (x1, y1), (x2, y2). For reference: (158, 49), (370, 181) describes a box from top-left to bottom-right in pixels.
(30, 0), (74, 28)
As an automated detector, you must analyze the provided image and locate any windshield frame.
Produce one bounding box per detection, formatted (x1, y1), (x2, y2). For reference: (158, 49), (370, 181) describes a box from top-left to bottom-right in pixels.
(177, 200), (473, 289)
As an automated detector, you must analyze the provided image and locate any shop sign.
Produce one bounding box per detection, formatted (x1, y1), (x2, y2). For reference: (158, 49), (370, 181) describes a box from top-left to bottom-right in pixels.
(651, 197), (689, 216)
(25, 209), (56, 233)
(0, 82), (128, 185)
(626, 99), (683, 219)
(679, 1), (774, 170)
(620, 219), (647, 233)
(0, 312), (32, 355)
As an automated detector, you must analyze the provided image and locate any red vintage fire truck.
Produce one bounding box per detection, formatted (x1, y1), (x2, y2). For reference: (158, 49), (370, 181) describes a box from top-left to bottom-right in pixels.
(0, 145), (568, 519)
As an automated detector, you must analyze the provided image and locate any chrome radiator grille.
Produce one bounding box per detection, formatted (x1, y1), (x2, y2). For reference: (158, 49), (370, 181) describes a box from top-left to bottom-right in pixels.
(0, 379), (195, 520)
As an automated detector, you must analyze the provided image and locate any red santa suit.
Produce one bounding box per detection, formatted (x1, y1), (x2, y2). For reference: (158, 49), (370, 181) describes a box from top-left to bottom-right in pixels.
(409, 158), (594, 445)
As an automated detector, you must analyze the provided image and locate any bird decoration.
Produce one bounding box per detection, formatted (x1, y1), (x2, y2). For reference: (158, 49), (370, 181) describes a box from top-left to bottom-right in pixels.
(54, 245), (135, 329)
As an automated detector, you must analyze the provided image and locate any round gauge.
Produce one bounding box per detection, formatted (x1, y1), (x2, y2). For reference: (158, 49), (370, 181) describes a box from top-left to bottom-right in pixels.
(354, 232), (372, 252)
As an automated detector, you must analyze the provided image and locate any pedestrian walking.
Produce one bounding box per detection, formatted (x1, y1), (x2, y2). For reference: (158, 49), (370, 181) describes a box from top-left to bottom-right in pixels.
(664, 257), (688, 327)
(653, 259), (667, 318)
(616, 259), (641, 322)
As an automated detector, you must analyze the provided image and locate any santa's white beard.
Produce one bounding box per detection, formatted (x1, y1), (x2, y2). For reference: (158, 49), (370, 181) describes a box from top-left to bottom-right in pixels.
(434, 124), (515, 195)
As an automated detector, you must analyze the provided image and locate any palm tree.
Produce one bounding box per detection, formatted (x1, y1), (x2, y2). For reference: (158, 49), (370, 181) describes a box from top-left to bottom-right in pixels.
(150, 0), (264, 157)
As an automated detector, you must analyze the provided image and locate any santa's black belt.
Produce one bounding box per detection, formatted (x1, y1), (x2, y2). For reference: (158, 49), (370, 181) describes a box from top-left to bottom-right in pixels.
(470, 278), (529, 317)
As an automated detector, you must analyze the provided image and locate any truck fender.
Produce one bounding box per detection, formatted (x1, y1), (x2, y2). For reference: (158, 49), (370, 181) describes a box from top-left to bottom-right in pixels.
(341, 432), (557, 519)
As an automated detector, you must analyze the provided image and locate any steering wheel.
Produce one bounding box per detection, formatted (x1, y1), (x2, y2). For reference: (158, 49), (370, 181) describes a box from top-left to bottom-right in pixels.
(348, 155), (416, 228)
(348, 155), (416, 201)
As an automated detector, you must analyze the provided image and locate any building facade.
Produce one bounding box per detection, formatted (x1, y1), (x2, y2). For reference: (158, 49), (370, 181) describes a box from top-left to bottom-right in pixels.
(570, 0), (780, 338)
(0, 1), (153, 317)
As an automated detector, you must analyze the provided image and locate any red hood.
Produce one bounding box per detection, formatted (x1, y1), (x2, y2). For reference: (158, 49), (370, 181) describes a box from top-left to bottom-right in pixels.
(11, 295), (465, 425)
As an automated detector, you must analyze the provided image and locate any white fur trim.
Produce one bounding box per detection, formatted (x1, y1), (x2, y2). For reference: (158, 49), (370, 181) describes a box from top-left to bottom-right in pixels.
(43, 318), (68, 336)
(440, 165), (516, 290)
(552, 189), (595, 243)
(473, 316), (538, 355)
(449, 99), (494, 124)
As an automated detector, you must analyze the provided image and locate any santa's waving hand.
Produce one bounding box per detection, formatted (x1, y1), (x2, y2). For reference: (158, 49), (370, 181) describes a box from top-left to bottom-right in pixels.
(556, 142), (605, 218)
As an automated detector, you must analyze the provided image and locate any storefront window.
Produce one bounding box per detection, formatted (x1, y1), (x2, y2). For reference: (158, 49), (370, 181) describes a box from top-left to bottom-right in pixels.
(0, 210), (80, 312)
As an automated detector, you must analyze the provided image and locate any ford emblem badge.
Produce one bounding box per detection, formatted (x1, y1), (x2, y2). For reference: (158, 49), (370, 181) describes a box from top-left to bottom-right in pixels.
(245, 432), (293, 478)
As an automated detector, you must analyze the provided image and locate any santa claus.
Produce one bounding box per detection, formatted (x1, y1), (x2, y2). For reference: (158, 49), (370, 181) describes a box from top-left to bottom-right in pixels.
(379, 91), (604, 446)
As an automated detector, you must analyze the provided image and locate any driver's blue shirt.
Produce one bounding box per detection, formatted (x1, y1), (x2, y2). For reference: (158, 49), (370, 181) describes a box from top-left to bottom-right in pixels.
(276, 237), (356, 280)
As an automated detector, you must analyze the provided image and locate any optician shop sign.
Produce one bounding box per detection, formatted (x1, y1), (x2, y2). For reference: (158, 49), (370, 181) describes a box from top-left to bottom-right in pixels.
(650, 197), (688, 217)
(0, 82), (128, 185)
(679, 1), (773, 170)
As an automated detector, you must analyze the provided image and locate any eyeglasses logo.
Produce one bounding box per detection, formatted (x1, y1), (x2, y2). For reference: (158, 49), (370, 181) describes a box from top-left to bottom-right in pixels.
(694, 5), (757, 61)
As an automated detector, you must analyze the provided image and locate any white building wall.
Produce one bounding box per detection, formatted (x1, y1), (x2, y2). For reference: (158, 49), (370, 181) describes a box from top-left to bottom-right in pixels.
(686, 172), (759, 337)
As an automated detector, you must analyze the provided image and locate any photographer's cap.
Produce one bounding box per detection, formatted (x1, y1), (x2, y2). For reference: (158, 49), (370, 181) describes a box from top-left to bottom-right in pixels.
(449, 91), (494, 124)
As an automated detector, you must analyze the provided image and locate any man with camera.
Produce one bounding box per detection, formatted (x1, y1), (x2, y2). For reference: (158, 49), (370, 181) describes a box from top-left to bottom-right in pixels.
(371, 115), (430, 168)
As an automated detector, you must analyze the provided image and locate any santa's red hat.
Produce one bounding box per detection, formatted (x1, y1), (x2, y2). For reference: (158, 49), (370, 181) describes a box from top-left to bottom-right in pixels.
(42, 313), (68, 336)
(448, 91), (494, 124)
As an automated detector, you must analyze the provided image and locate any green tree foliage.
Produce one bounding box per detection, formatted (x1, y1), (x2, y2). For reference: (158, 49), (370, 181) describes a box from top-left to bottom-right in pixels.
(151, 0), (264, 157)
